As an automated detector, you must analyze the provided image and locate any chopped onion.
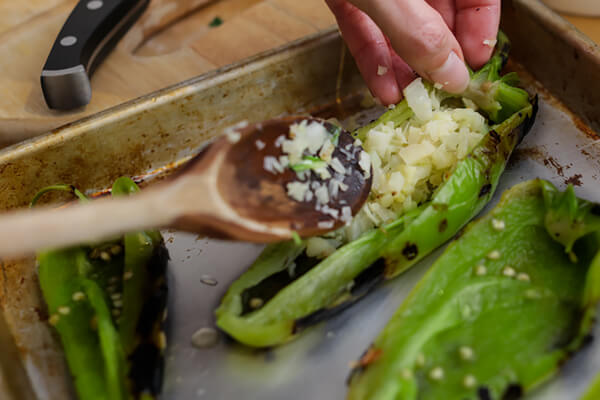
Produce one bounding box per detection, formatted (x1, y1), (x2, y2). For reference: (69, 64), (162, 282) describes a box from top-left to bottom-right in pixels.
(377, 65), (388, 76)
(359, 151), (371, 178)
(286, 182), (310, 202)
(315, 185), (330, 205)
(330, 157), (346, 175)
(483, 39), (497, 47)
(404, 78), (433, 121)
(317, 221), (335, 229)
(306, 237), (338, 257)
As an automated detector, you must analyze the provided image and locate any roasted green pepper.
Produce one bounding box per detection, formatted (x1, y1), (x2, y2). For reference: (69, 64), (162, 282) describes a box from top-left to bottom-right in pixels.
(347, 179), (600, 400)
(35, 177), (169, 400)
(582, 373), (600, 400)
(215, 33), (537, 347)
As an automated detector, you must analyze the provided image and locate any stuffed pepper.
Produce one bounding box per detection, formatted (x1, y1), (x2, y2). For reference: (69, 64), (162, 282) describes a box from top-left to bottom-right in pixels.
(216, 32), (538, 347)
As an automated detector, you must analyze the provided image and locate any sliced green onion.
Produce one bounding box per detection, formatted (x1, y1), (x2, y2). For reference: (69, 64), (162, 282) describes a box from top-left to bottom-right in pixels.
(291, 232), (302, 246)
(330, 125), (342, 146)
(30, 184), (89, 207)
(209, 16), (223, 27)
(291, 156), (328, 172)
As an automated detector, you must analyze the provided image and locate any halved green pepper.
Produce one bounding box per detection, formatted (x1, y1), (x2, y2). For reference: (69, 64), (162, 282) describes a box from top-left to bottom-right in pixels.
(215, 33), (537, 347)
(347, 179), (600, 400)
(35, 177), (169, 400)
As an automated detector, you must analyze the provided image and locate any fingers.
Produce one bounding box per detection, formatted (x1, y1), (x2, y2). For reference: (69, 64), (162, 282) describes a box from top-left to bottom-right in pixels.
(325, 0), (401, 104)
(426, 0), (456, 30)
(455, 0), (501, 69)
(350, 0), (469, 93)
(390, 51), (418, 90)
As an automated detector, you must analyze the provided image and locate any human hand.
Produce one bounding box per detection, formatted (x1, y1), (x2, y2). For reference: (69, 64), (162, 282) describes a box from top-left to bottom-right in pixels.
(325, 0), (501, 104)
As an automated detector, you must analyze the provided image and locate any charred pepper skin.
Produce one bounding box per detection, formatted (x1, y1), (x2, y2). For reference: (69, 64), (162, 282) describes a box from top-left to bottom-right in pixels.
(36, 177), (169, 400)
(347, 180), (600, 400)
(215, 33), (538, 348)
(382, 99), (537, 278)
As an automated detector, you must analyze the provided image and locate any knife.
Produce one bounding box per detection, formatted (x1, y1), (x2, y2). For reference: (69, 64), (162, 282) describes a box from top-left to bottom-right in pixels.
(41, 0), (150, 110)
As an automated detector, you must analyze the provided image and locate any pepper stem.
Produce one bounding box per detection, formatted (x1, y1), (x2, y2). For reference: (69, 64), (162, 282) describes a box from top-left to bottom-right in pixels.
(30, 184), (88, 208)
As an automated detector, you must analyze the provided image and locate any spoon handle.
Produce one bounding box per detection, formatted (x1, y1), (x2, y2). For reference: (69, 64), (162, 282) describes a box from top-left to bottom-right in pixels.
(0, 189), (175, 258)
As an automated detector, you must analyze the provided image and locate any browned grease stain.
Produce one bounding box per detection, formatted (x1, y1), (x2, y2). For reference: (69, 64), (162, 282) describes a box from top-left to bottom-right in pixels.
(544, 157), (564, 177)
(565, 174), (583, 186)
(511, 147), (581, 183)
(358, 347), (383, 367)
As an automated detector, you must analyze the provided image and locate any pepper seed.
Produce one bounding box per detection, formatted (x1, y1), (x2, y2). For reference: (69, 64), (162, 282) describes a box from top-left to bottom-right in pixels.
(49, 314), (60, 326)
(415, 353), (426, 368)
(72, 292), (86, 301)
(200, 275), (218, 286)
(249, 297), (264, 309)
(459, 346), (475, 361)
(400, 369), (413, 379)
(463, 374), (477, 388)
(502, 266), (516, 278)
(58, 306), (71, 315)
(517, 272), (530, 282)
(487, 250), (501, 260)
(474, 265), (487, 276)
(191, 327), (219, 349)
(491, 218), (505, 231)
(123, 271), (133, 280)
(429, 367), (444, 381)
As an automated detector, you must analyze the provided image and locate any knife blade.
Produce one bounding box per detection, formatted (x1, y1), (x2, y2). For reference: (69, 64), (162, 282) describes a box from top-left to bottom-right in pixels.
(41, 0), (150, 110)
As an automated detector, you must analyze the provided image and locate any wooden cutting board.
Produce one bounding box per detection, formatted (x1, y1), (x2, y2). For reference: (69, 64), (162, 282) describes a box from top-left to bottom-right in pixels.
(0, 0), (336, 145)
(563, 14), (600, 44)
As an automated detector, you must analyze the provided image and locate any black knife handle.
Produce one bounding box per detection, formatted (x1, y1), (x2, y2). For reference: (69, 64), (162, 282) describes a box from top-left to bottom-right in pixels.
(41, 0), (149, 110)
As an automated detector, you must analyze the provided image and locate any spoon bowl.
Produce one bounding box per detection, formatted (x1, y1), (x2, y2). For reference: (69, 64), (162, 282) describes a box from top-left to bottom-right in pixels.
(174, 116), (371, 240)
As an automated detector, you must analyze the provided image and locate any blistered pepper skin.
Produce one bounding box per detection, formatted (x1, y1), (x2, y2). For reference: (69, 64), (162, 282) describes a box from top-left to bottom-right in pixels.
(36, 177), (169, 400)
(348, 180), (600, 400)
(382, 99), (537, 277)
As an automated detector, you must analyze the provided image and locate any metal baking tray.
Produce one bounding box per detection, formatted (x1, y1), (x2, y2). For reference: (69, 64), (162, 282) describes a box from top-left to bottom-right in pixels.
(1, 0), (599, 398)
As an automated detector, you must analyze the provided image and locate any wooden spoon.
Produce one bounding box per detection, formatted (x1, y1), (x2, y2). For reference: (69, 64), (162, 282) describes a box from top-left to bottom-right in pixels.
(0, 116), (372, 258)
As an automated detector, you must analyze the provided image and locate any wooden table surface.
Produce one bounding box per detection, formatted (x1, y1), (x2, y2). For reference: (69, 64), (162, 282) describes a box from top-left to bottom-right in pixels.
(0, 0), (597, 145)
(564, 14), (600, 43)
(0, 0), (337, 144)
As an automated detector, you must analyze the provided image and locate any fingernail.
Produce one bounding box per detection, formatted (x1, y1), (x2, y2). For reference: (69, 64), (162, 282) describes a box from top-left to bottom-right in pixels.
(428, 51), (469, 93)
